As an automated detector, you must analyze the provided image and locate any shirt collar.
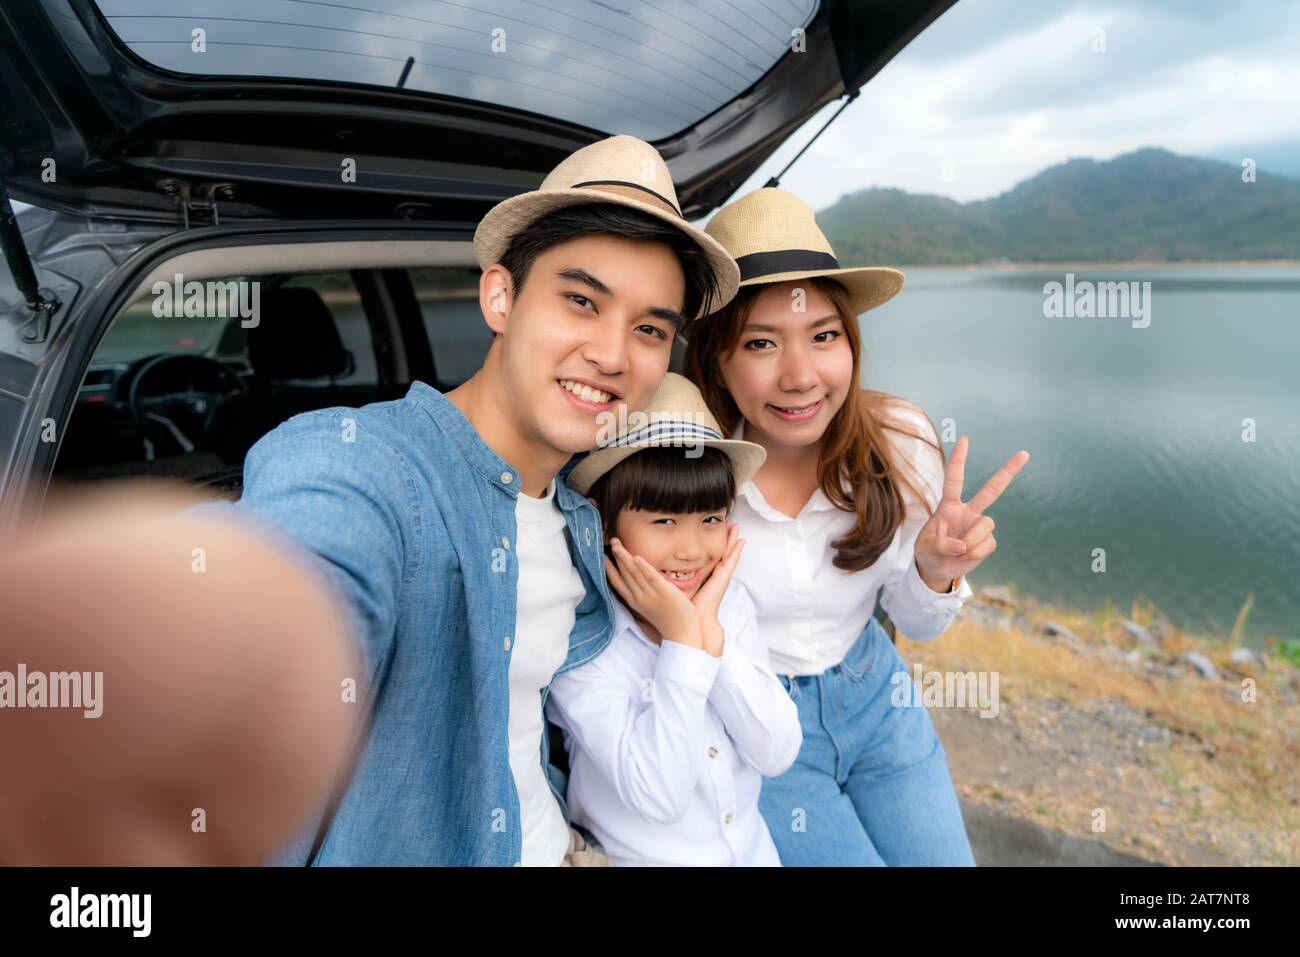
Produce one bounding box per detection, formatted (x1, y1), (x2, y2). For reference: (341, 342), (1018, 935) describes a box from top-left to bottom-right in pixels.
(727, 416), (839, 519)
(555, 453), (593, 513)
(613, 582), (752, 650)
(611, 596), (660, 651)
(407, 380), (589, 513)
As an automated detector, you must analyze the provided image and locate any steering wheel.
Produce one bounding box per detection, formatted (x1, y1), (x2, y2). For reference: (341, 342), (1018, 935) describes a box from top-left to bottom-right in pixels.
(127, 353), (249, 458)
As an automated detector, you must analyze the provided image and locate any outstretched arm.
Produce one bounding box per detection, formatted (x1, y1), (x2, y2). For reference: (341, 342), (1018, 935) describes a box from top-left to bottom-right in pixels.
(0, 481), (361, 864)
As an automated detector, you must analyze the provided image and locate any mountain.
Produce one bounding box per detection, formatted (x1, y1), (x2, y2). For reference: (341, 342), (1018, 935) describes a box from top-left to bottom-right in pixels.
(816, 148), (1300, 265)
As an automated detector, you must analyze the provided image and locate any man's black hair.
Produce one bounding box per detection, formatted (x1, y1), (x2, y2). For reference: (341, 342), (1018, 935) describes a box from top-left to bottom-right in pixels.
(497, 203), (720, 327)
(586, 446), (735, 538)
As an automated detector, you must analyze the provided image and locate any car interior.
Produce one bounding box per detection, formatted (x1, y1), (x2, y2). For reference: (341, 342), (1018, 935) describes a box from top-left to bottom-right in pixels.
(53, 258), (483, 497)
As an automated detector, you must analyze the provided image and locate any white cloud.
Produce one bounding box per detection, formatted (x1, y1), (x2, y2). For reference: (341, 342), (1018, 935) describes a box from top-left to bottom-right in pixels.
(719, 1), (1300, 210)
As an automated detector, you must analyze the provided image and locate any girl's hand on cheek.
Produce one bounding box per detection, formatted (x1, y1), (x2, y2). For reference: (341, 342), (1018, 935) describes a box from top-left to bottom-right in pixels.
(605, 538), (703, 648)
(690, 522), (744, 622)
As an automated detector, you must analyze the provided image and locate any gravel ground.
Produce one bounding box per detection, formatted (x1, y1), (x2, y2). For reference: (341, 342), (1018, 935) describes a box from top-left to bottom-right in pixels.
(897, 587), (1300, 866)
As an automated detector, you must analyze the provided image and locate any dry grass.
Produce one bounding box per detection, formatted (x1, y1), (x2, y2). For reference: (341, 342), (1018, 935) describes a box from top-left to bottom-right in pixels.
(896, 595), (1300, 865)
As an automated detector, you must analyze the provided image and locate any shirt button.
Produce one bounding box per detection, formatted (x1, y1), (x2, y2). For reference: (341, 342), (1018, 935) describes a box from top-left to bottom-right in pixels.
(583, 527), (593, 546)
(723, 812), (734, 824)
(503, 635), (512, 651)
(502, 536), (510, 550)
(501, 471), (513, 484)
(707, 746), (718, 758)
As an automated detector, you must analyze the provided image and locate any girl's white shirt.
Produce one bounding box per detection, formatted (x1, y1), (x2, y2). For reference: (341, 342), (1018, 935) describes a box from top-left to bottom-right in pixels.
(545, 580), (802, 866)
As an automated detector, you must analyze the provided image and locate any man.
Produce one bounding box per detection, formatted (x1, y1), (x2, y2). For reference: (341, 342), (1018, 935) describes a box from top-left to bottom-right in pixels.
(0, 135), (739, 866)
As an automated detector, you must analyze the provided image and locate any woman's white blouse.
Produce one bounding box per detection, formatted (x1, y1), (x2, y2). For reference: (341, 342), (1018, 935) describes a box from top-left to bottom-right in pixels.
(729, 405), (973, 677)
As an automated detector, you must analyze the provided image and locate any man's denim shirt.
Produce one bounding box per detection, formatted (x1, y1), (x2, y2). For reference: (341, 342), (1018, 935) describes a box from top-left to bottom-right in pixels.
(198, 380), (613, 865)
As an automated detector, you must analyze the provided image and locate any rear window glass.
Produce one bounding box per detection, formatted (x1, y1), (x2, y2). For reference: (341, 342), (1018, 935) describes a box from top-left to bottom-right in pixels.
(410, 266), (491, 385)
(94, 272), (376, 384)
(94, 0), (819, 140)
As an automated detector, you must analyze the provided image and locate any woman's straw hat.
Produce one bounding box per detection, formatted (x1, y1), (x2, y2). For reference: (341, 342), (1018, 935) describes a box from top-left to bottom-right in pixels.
(703, 187), (904, 316)
(474, 135), (740, 320)
(566, 373), (767, 496)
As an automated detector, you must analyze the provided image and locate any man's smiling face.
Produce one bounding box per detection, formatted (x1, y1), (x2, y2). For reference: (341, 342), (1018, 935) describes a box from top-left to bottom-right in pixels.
(487, 233), (686, 456)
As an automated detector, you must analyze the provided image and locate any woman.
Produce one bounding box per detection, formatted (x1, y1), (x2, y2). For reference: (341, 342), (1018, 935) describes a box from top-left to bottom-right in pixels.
(684, 188), (1029, 865)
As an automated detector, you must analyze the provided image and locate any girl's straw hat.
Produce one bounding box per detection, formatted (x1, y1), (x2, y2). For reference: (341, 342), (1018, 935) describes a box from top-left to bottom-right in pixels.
(474, 135), (740, 319)
(703, 187), (904, 316)
(566, 373), (767, 496)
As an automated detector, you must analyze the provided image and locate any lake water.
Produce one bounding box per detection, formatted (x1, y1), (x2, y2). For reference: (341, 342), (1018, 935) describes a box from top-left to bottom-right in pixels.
(857, 265), (1300, 648)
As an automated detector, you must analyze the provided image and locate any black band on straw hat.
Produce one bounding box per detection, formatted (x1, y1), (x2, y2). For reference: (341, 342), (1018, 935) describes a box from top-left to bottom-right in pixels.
(571, 180), (682, 218)
(735, 249), (840, 281)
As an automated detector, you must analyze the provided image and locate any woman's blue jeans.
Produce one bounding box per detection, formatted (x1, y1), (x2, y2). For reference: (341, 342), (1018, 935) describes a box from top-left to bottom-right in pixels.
(758, 617), (976, 866)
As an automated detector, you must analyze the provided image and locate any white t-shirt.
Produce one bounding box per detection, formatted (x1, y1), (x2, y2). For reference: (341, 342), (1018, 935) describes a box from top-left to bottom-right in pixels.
(729, 403), (972, 677)
(511, 479), (587, 865)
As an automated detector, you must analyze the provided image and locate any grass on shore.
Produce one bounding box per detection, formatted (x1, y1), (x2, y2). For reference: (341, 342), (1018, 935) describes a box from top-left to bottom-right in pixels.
(897, 588), (1300, 865)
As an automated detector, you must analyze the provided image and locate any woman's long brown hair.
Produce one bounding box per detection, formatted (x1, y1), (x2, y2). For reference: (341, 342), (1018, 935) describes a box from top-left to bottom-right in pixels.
(684, 276), (944, 572)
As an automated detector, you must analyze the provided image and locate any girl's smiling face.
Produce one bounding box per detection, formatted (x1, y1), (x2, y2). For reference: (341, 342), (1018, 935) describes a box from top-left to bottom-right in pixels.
(718, 280), (855, 451)
(609, 506), (730, 599)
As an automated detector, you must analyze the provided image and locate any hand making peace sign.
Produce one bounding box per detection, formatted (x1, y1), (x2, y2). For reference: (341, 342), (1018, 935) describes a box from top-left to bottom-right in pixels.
(913, 436), (1030, 591)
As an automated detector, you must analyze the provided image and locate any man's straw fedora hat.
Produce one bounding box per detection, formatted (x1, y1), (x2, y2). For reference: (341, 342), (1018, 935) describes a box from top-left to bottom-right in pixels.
(474, 135), (740, 320)
(704, 187), (904, 316)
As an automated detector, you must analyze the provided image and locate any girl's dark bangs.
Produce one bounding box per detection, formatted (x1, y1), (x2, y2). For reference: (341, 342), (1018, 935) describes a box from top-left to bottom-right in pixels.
(611, 446), (735, 516)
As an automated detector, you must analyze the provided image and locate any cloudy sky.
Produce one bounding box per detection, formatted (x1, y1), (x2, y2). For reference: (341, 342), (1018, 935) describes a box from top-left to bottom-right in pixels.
(729, 0), (1300, 210)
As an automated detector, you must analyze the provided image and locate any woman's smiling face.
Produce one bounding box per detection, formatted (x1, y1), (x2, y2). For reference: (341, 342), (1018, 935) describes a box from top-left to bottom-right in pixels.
(718, 280), (855, 450)
(610, 506), (730, 599)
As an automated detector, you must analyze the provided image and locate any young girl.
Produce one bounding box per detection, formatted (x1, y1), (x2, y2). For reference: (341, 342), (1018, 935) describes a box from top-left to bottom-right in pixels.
(685, 188), (1030, 866)
(546, 373), (802, 866)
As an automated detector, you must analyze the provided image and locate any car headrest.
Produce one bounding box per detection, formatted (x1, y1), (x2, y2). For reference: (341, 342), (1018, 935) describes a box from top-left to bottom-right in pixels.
(248, 287), (352, 381)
